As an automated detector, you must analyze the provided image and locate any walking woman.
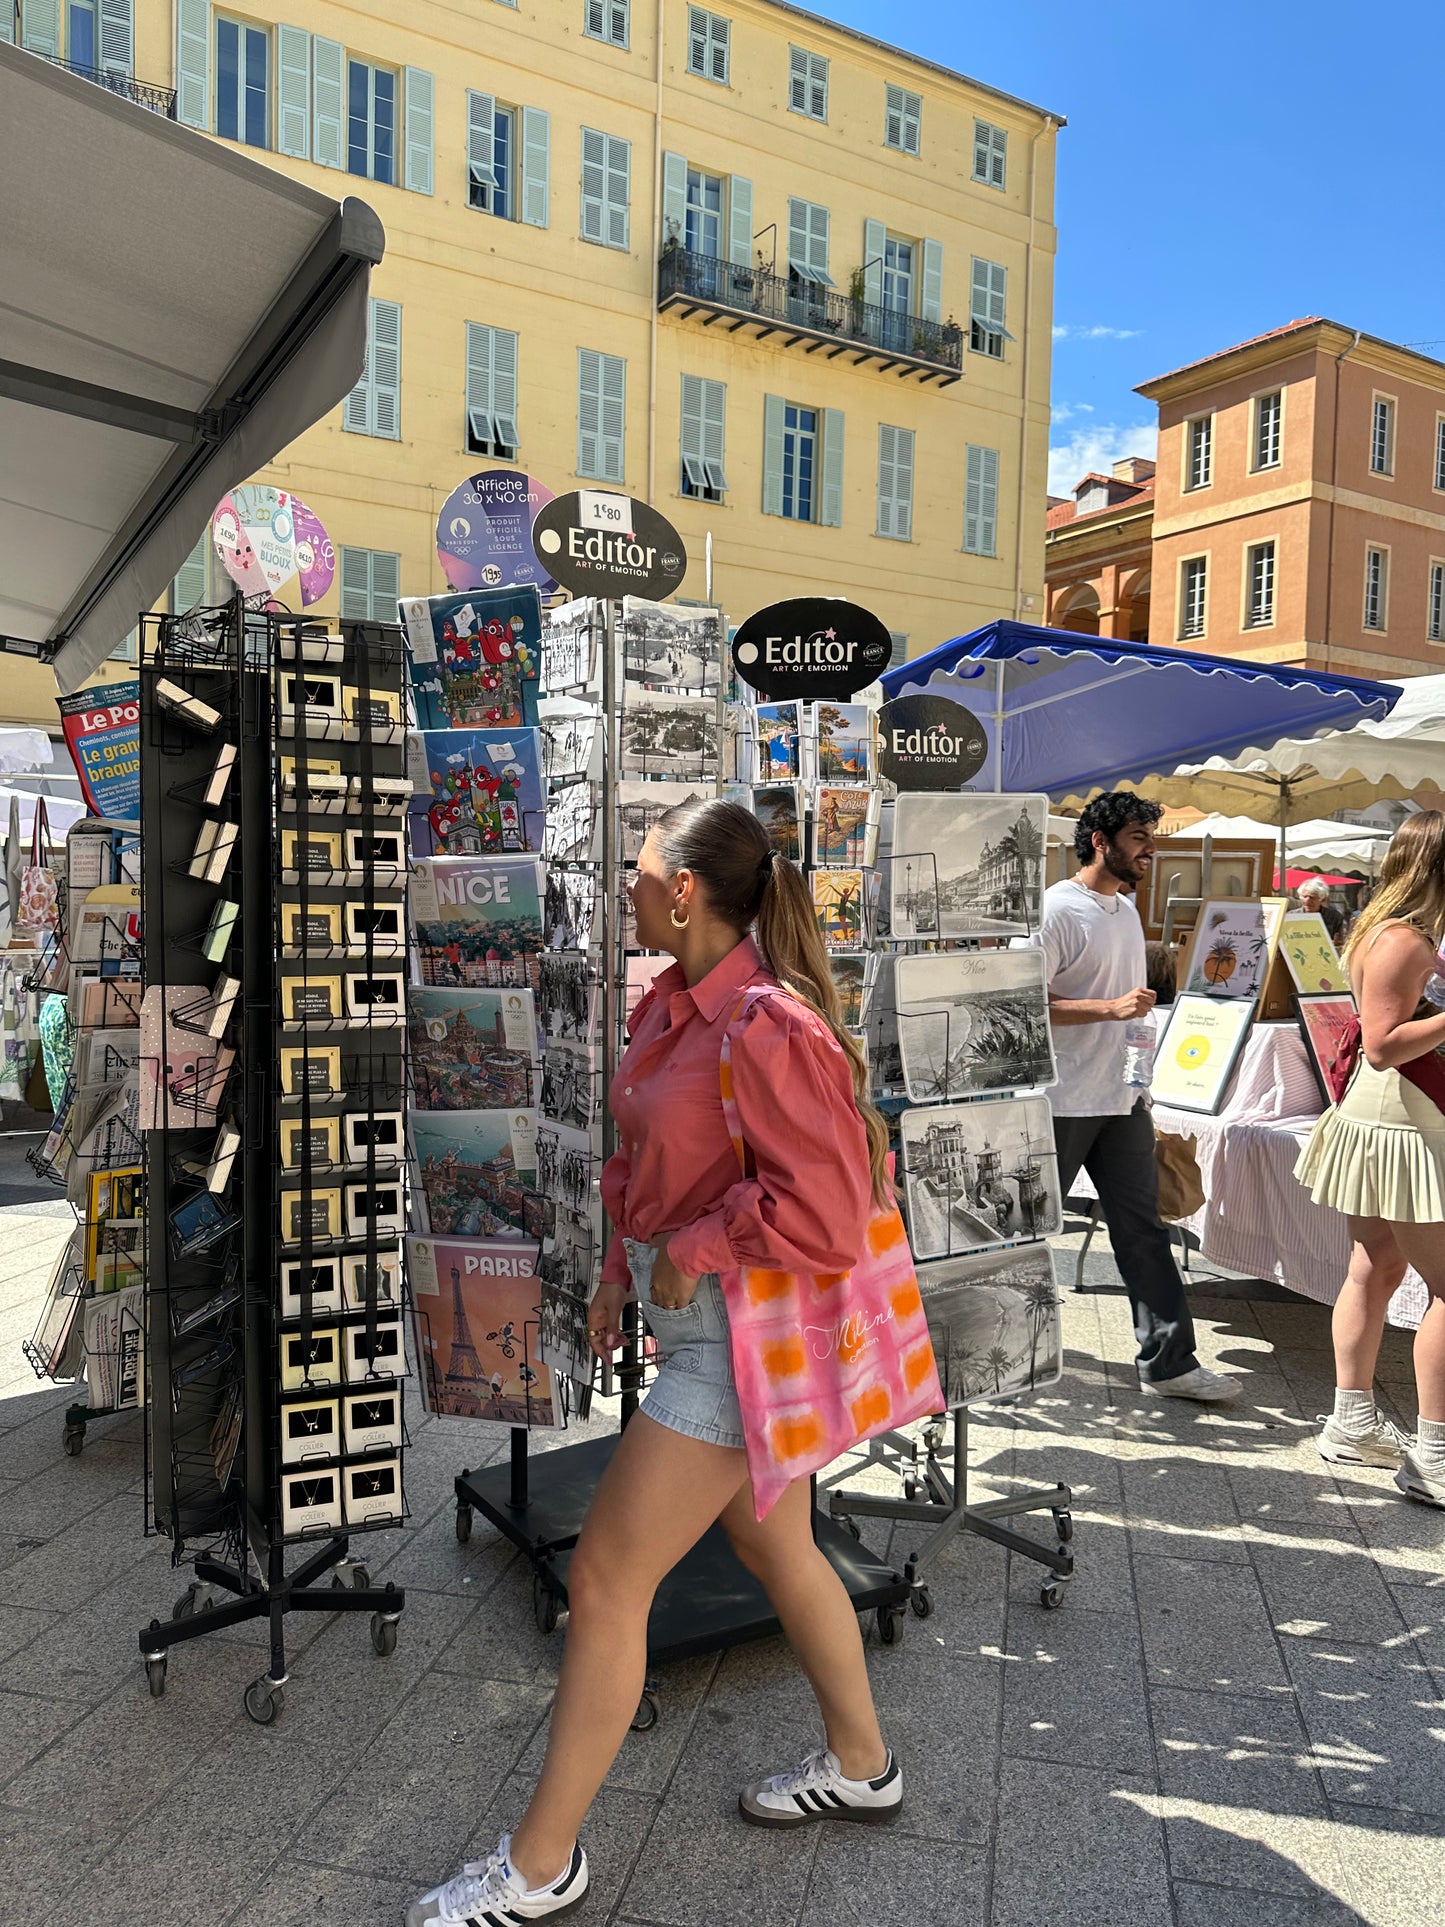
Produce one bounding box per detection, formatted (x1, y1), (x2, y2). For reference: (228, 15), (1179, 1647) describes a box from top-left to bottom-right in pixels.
(410, 799), (910, 1927)
(1295, 810), (1445, 1506)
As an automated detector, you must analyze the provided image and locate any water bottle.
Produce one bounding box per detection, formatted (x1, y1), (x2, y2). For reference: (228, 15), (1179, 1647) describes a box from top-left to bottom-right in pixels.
(1424, 951), (1445, 1009)
(1122, 1011), (1157, 1088)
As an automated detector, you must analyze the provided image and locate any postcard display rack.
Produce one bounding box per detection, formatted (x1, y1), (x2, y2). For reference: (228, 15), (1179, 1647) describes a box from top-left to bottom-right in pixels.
(133, 602), (407, 1721)
(443, 590), (911, 1719)
(21, 817), (146, 1451)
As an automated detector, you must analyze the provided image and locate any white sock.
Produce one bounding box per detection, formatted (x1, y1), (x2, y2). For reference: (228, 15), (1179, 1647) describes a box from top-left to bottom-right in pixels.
(1333, 1388), (1378, 1431)
(1417, 1416), (1445, 1466)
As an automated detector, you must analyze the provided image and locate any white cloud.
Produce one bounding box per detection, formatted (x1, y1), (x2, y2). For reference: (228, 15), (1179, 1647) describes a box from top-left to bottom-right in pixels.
(1048, 421), (1158, 496)
(1050, 402), (1095, 426)
(1053, 324), (1144, 341)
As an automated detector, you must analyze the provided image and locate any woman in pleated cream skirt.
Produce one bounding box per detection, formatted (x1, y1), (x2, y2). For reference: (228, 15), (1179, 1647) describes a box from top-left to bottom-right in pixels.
(1295, 811), (1445, 1506)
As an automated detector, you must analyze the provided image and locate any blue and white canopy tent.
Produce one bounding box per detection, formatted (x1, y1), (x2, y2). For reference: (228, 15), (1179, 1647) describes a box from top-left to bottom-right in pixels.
(878, 622), (1402, 803)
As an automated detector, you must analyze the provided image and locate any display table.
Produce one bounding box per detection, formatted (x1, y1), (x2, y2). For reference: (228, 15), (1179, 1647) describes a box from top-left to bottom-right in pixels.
(1074, 1022), (1426, 1330)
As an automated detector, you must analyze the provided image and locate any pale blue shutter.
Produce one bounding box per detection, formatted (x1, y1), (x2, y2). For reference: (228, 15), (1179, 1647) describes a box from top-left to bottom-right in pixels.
(578, 351), (623, 482)
(921, 240), (944, 324)
(277, 27), (311, 159)
(493, 328), (518, 448)
(787, 199), (807, 276)
(343, 320), (372, 434)
(863, 218), (886, 308)
(521, 107), (550, 227)
(893, 427), (914, 539)
(820, 409), (844, 527)
(577, 350), (601, 477)
(21, 0), (60, 58)
(606, 133), (630, 249)
(600, 353), (625, 482)
(312, 37), (345, 170)
(809, 203), (830, 284)
(0, 6), (12, 43)
(580, 127), (606, 242)
(466, 321), (494, 446)
(662, 150), (687, 249)
(371, 551), (401, 622)
(404, 68), (434, 194)
(339, 547), (371, 621)
(97, 0), (133, 76)
(172, 536), (209, 613)
(174, 0), (209, 128)
(877, 425), (898, 537)
(965, 446), (999, 555)
(762, 394), (785, 516)
(680, 374), (705, 490)
(728, 175), (752, 266)
(370, 300), (402, 439)
(702, 379), (726, 490)
(468, 91), (497, 190)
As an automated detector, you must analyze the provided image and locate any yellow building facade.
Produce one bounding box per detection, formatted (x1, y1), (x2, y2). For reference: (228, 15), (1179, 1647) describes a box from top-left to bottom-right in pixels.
(13, 0), (1061, 714)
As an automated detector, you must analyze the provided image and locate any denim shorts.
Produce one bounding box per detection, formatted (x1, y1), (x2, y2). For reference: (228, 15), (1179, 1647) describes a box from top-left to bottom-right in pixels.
(626, 1239), (746, 1451)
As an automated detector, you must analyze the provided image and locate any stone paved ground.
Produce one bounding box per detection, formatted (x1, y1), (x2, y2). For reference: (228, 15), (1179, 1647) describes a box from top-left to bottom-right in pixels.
(0, 1179), (1442, 1927)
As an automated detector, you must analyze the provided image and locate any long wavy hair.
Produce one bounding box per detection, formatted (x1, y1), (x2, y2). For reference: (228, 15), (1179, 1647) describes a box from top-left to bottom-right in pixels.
(650, 796), (891, 1203)
(1344, 810), (1445, 965)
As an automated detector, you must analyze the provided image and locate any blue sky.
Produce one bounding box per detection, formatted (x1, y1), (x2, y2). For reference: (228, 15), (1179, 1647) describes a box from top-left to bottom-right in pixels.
(812, 1), (1445, 492)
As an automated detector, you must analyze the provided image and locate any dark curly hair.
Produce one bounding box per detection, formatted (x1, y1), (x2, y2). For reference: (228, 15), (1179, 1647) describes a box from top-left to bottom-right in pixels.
(1072, 790), (1164, 865)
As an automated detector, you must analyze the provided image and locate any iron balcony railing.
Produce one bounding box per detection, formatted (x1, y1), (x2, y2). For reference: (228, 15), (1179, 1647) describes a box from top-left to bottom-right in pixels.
(41, 55), (178, 119)
(658, 243), (964, 377)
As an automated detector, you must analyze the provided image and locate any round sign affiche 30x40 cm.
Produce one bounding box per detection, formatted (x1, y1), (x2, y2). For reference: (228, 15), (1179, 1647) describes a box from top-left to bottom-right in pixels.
(437, 470), (558, 595)
(530, 492), (688, 602)
(730, 597), (893, 700)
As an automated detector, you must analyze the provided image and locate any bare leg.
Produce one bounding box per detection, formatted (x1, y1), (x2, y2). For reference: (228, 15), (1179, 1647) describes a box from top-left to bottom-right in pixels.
(509, 1414), (749, 1889)
(1332, 1216), (1406, 1390)
(1385, 1222), (1445, 1424)
(719, 1477), (886, 1780)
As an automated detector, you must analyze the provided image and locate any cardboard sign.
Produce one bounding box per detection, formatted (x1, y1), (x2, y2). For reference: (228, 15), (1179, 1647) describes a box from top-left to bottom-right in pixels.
(876, 694), (988, 790)
(731, 598), (892, 699)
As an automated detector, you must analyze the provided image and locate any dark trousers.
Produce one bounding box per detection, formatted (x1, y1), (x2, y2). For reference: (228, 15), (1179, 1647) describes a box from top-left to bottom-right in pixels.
(1053, 1103), (1198, 1385)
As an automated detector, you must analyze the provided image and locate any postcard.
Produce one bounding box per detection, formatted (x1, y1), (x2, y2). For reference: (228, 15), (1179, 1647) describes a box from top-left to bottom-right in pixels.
(402, 587), (543, 730)
(408, 1233), (555, 1425)
(900, 1096), (1062, 1260)
(617, 691), (718, 781)
(813, 702), (873, 781)
(1182, 900), (1271, 1002)
(889, 794), (1048, 941)
(410, 856), (544, 991)
(617, 780), (708, 861)
(409, 1108), (538, 1239)
(812, 868), (868, 951)
(408, 986), (537, 1110)
(621, 599), (722, 694)
(916, 1244), (1063, 1408)
(406, 726), (545, 857)
(894, 949), (1056, 1101)
(814, 786), (878, 867)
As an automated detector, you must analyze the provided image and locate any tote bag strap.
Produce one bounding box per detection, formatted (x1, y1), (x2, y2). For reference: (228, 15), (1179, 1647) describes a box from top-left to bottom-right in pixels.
(29, 797), (49, 869)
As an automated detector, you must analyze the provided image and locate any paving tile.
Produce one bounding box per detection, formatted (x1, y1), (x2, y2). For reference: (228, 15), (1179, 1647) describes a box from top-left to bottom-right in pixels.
(2, 1679), (202, 1842)
(0, 1599), (56, 1664)
(1135, 1553), (1291, 1696)
(990, 1760), (1169, 1927)
(1287, 1639), (1445, 1816)
(1250, 1536), (1410, 1650)
(1388, 1581), (1445, 1682)
(0, 1687), (89, 1781)
(55, 1810), (287, 1927)
(517, 1650), (718, 1797)
(863, 1632), (1000, 1844)
(1001, 1604), (1152, 1774)
(1121, 1454), (1250, 1564)
(227, 1855), (414, 1927)
(0, 1490), (157, 1613)
(1323, 1800), (1445, 1927)
(799, 1830), (987, 1927)
(1172, 1878), (1362, 1925)
(1346, 1491), (1445, 1582)
(0, 1799), (114, 1921)
(1151, 1685), (1334, 1895)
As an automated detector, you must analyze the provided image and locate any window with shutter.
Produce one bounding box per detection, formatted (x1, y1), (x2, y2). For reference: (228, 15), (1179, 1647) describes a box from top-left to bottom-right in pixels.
(1179, 557), (1208, 639)
(876, 425), (913, 541)
(215, 16), (268, 149)
(338, 547), (400, 622)
(312, 36), (345, 169)
(1429, 562), (1445, 643)
(466, 322), (520, 458)
(171, 535), (211, 614)
(680, 375), (727, 499)
(1370, 396), (1395, 476)
(687, 7), (729, 84)
(728, 174), (752, 267)
(97, 0), (133, 76)
(820, 409), (844, 527)
(1363, 547), (1388, 630)
(789, 46), (828, 120)
(345, 298), (402, 439)
(1244, 542), (1276, 628)
(21, 0), (61, 59)
(1186, 415), (1213, 490)
(963, 445), (999, 556)
(347, 58), (397, 185)
(578, 350), (625, 483)
(968, 259), (1008, 358)
(762, 394), (786, 518)
(405, 67), (434, 194)
(787, 198), (831, 286)
(277, 25), (311, 159)
(175, 0), (210, 129)
(1254, 390), (1282, 471)
(885, 84), (921, 155)
(584, 0), (629, 46)
(972, 120), (1007, 188)
(580, 128), (629, 249)
(520, 107), (549, 227)
(1436, 418), (1445, 493)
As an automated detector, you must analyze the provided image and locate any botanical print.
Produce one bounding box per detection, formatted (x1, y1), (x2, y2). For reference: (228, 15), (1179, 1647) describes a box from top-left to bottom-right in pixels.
(407, 987), (537, 1111)
(895, 949), (1056, 1101)
(410, 857), (545, 991)
(813, 703), (873, 781)
(1183, 900), (1270, 1001)
(408, 1234), (555, 1425)
(890, 794), (1048, 940)
(622, 599), (723, 693)
(1279, 912), (1349, 993)
(406, 727), (545, 857)
(1151, 994), (1255, 1114)
(813, 868), (867, 951)
(915, 1245), (1062, 1408)
(618, 691), (718, 780)
(814, 786), (877, 867)
(409, 1108), (537, 1240)
(900, 1096), (1062, 1260)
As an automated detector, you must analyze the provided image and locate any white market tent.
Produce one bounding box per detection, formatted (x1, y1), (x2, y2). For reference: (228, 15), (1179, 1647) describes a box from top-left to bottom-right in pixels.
(0, 727), (53, 775)
(0, 43), (384, 695)
(1165, 812), (1392, 876)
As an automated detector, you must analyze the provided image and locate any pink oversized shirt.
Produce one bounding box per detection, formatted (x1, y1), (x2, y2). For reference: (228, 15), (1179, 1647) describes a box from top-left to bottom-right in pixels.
(600, 937), (872, 1289)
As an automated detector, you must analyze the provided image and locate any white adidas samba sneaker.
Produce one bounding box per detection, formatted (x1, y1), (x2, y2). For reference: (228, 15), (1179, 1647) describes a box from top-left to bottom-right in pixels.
(739, 1746), (903, 1828)
(404, 1834), (588, 1927)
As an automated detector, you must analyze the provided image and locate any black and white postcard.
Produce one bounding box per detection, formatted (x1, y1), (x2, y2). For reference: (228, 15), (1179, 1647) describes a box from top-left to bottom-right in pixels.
(895, 949), (1056, 1101)
(889, 793), (1048, 940)
(915, 1244), (1063, 1407)
(622, 599), (722, 694)
(900, 1096), (1061, 1259)
(618, 691), (718, 781)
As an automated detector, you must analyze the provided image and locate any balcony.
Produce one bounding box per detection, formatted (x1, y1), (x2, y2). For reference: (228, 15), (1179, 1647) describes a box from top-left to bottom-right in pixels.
(658, 244), (963, 386)
(40, 55), (177, 119)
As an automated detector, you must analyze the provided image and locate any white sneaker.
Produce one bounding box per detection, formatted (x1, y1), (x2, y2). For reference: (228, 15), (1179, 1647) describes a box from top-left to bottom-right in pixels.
(1317, 1411), (1413, 1467)
(739, 1745), (902, 1829)
(404, 1835), (588, 1927)
(1395, 1450), (1445, 1509)
(1148, 1366), (1242, 1403)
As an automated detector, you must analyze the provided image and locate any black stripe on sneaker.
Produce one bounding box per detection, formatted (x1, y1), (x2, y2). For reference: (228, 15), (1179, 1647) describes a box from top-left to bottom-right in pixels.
(554, 1847), (586, 1897)
(791, 1791), (813, 1812)
(822, 1789), (847, 1808)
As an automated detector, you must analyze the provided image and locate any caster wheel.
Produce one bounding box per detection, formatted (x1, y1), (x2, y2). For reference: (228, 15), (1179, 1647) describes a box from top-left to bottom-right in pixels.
(630, 1689), (660, 1733)
(876, 1604), (905, 1646)
(910, 1587), (934, 1620)
(533, 1572), (560, 1636)
(903, 1474), (920, 1502)
(63, 1425), (84, 1457)
(172, 1587), (196, 1621)
(839, 1516), (862, 1542)
(370, 1612), (399, 1658)
(244, 1677), (284, 1725)
(1040, 1580), (1066, 1611)
(455, 1504), (473, 1545)
(145, 1655), (167, 1699)
(1053, 1510), (1074, 1544)
(332, 1562), (370, 1592)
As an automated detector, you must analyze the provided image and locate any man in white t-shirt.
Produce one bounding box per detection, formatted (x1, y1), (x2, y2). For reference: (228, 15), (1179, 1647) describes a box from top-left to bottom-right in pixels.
(1037, 793), (1239, 1401)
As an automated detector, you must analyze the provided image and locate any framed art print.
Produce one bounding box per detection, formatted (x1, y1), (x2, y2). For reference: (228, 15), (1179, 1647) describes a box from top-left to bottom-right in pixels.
(1279, 912), (1348, 994)
(1180, 899), (1271, 1001)
(1152, 994), (1255, 1114)
(1294, 990), (1359, 1105)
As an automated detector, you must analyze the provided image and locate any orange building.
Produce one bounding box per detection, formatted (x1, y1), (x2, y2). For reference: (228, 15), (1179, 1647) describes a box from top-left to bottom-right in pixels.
(1043, 457), (1154, 639)
(1138, 319), (1445, 676)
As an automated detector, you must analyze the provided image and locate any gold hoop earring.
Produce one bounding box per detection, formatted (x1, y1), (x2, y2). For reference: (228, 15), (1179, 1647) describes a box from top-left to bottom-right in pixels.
(670, 905), (690, 929)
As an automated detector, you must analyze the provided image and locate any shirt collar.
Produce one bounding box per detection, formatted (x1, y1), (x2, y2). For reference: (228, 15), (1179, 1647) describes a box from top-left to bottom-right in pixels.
(664, 935), (767, 1026)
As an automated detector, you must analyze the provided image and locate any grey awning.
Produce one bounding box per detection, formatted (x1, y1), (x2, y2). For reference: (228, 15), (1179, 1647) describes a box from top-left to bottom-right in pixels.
(0, 44), (385, 694)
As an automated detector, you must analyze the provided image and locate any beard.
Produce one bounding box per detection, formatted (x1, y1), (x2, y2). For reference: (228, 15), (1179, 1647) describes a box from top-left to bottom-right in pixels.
(1101, 838), (1150, 886)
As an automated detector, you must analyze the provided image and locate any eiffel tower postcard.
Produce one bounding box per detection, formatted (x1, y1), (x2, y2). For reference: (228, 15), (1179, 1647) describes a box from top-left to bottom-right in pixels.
(407, 1234), (555, 1427)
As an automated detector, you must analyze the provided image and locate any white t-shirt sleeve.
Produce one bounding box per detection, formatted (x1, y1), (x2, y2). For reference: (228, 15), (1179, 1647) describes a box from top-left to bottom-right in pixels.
(1040, 897), (1085, 990)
